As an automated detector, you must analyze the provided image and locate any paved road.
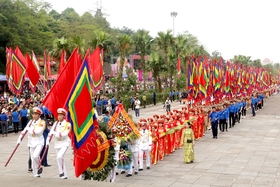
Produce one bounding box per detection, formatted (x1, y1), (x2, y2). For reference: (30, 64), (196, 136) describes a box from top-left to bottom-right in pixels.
(1, 94), (280, 186)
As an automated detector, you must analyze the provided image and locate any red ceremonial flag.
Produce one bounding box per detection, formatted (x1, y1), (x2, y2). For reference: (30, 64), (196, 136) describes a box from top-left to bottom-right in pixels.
(58, 50), (66, 75)
(8, 47), (27, 95)
(65, 58), (98, 177)
(89, 47), (104, 91)
(177, 52), (181, 77)
(47, 54), (51, 77)
(26, 53), (40, 92)
(31, 51), (40, 73)
(5, 47), (11, 80)
(43, 48), (81, 118)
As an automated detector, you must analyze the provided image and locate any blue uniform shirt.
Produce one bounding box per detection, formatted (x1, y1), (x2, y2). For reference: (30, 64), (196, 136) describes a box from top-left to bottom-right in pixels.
(0, 113), (8, 121)
(229, 105), (235, 113)
(20, 109), (28, 117)
(220, 108), (229, 120)
(97, 100), (103, 106)
(209, 111), (220, 122)
(104, 115), (109, 125)
(12, 111), (19, 122)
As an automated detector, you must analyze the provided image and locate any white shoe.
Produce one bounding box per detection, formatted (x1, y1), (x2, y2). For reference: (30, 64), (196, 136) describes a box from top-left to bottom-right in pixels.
(61, 176), (67, 179)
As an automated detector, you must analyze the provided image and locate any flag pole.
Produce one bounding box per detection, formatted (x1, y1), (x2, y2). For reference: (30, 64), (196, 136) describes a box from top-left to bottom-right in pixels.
(4, 120), (34, 167)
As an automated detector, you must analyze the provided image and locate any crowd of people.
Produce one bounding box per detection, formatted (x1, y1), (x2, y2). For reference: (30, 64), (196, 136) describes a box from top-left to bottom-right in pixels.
(0, 83), (277, 181)
(108, 88), (275, 182)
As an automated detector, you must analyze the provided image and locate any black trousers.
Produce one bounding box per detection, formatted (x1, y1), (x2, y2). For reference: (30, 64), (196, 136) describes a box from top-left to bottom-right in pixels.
(153, 98), (156, 105)
(237, 112), (241, 122)
(13, 122), (19, 133)
(229, 112), (235, 127)
(219, 119), (227, 132)
(241, 107), (246, 116)
(21, 117), (28, 130)
(211, 121), (218, 137)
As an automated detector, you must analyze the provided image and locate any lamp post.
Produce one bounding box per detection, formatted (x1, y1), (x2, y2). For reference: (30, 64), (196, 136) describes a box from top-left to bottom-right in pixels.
(170, 11), (178, 36)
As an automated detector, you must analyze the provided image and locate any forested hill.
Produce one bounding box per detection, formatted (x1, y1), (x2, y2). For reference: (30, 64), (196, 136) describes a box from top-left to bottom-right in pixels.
(0, 0), (134, 73)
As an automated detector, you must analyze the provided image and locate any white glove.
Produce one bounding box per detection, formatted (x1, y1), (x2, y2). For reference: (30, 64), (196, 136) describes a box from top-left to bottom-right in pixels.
(28, 128), (34, 135)
(50, 130), (56, 135)
(17, 138), (21, 144)
(55, 132), (60, 138)
(46, 140), (50, 146)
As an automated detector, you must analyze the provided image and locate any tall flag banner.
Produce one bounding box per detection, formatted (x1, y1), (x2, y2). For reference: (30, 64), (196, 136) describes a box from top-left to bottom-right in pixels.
(26, 53), (40, 92)
(177, 53), (181, 77)
(199, 59), (208, 97)
(58, 50), (66, 75)
(43, 48), (81, 118)
(43, 50), (48, 91)
(214, 63), (220, 91)
(138, 70), (143, 81)
(8, 47), (27, 95)
(225, 69), (230, 94)
(47, 54), (52, 78)
(65, 59), (98, 177)
(31, 51), (40, 73)
(5, 47), (11, 80)
(187, 58), (193, 91)
(88, 47), (104, 91)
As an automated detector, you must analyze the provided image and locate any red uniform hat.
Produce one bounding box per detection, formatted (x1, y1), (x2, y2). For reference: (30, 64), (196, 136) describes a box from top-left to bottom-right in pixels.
(33, 107), (42, 115)
(148, 118), (154, 122)
(140, 118), (147, 123)
(57, 108), (67, 116)
(153, 114), (159, 119)
(182, 107), (187, 110)
(158, 119), (164, 124)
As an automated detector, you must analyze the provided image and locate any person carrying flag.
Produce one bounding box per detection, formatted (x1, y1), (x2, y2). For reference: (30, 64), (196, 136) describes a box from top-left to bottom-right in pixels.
(46, 108), (71, 179)
(17, 107), (45, 177)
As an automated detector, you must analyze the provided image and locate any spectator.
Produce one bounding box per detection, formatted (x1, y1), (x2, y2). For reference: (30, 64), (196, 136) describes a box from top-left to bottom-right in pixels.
(152, 92), (156, 105)
(12, 107), (20, 134)
(134, 97), (141, 118)
(165, 97), (171, 112)
(142, 94), (146, 108)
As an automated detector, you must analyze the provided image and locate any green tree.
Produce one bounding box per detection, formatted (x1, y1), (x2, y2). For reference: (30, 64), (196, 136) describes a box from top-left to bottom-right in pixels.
(132, 29), (153, 91)
(50, 37), (71, 59)
(115, 34), (132, 97)
(147, 52), (165, 92)
(89, 30), (113, 57)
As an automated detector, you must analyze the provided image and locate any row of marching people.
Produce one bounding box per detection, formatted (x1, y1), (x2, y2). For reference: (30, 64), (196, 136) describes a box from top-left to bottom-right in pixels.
(109, 93), (267, 182)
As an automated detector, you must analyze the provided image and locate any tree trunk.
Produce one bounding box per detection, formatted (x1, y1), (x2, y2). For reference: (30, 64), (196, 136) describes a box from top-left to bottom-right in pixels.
(169, 71), (173, 91)
(158, 76), (162, 93)
(186, 56), (189, 91)
(141, 54), (146, 91)
(117, 52), (125, 98)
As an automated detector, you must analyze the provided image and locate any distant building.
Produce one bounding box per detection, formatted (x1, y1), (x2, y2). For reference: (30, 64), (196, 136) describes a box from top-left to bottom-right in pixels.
(262, 58), (271, 65)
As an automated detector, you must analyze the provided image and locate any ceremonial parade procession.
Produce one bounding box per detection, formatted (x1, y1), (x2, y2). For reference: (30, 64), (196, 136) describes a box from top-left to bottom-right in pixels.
(1, 0), (280, 186)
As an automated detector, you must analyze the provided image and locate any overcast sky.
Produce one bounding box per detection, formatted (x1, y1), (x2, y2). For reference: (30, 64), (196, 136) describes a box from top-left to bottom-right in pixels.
(45, 0), (280, 63)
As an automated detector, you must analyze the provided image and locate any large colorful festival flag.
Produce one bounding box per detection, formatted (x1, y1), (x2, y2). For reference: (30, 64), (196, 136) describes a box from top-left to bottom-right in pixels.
(8, 47), (27, 95)
(88, 47), (104, 91)
(26, 53), (40, 92)
(187, 58), (193, 91)
(58, 50), (66, 75)
(5, 47), (11, 80)
(43, 50), (48, 91)
(43, 48), (81, 118)
(31, 51), (40, 73)
(225, 69), (230, 94)
(177, 53), (181, 77)
(65, 59), (98, 177)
